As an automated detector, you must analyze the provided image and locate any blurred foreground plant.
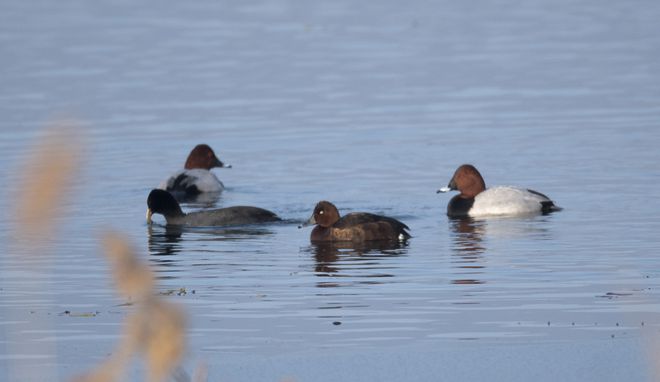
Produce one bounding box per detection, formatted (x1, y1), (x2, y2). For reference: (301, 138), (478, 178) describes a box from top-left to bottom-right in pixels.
(14, 125), (80, 244)
(7, 125), (83, 381)
(73, 234), (187, 382)
(9, 124), (196, 382)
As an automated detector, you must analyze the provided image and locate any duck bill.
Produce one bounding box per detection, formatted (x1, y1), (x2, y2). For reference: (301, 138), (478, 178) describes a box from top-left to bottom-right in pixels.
(298, 214), (316, 229)
(146, 208), (153, 224)
(437, 179), (457, 193)
(215, 157), (232, 169)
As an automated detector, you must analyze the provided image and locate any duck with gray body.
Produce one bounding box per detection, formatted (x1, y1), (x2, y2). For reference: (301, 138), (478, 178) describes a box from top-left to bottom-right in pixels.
(146, 189), (280, 227)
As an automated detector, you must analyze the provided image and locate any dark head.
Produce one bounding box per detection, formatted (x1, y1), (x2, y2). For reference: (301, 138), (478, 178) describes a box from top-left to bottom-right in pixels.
(184, 144), (227, 170)
(438, 164), (486, 198)
(146, 189), (185, 223)
(302, 201), (341, 228)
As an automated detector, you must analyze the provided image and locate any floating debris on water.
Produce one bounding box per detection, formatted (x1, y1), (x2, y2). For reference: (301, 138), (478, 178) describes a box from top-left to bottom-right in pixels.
(597, 292), (633, 299)
(159, 288), (187, 296)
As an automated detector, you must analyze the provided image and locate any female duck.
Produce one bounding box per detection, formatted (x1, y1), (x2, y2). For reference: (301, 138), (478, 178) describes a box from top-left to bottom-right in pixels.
(158, 144), (230, 195)
(437, 164), (561, 218)
(301, 201), (410, 242)
(146, 189), (279, 227)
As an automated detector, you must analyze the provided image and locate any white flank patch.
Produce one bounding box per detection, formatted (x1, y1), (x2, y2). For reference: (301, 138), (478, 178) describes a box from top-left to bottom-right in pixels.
(468, 186), (549, 217)
(159, 169), (224, 192)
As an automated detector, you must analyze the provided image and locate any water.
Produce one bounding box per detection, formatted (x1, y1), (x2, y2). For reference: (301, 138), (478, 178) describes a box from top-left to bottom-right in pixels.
(2, 0), (660, 380)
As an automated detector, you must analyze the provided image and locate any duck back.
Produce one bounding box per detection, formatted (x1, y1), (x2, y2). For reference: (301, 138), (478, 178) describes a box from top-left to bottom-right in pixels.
(312, 212), (410, 242)
(469, 186), (557, 216)
(185, 206), (280, 226)
(160, 169), (224, 195)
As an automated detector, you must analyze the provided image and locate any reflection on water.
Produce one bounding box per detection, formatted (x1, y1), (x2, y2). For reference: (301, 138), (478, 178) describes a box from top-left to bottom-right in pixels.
(306, 241), (408, 288)
(479, 216), (552, 241)
(147, 223), (276, 265)
(147, 225), (184, 258)
(449, 218), (487, 286)
(448, 216), (553, 287)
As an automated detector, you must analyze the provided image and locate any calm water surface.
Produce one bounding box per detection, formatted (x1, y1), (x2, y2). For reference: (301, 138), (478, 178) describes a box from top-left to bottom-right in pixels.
(2, 0), (660, 381)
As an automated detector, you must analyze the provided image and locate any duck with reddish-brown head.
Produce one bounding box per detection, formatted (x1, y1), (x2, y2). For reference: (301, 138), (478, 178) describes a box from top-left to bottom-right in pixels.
(438, 164), (561, 218)
(158, 144), (231, 196)
(300, 201), (410, 243)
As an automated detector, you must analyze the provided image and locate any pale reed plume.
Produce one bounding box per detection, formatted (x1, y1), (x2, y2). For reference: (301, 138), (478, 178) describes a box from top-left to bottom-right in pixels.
(13, 124), (81, 245)
(7, 124), (83, 381)
(74, 232), (186, 382)
(10, 125), (198, 382)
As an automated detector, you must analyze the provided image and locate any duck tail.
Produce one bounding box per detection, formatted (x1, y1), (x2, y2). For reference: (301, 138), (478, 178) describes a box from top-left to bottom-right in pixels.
(398, 228), (412, 241)
(541, 201), (562, 214)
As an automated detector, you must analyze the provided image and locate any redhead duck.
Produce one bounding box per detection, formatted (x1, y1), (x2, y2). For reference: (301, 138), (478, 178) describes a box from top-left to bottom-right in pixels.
(437, 164), (561, 218)
(146, 189), (280, 227)
(300, 201), (411, 242)
(158, 144), (230, 195)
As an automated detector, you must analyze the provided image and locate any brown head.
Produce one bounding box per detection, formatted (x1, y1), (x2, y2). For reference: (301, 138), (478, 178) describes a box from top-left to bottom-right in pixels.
(441, 164), (486, 198)
(184, 144), (226, 170)
(302, 201), (341, 228)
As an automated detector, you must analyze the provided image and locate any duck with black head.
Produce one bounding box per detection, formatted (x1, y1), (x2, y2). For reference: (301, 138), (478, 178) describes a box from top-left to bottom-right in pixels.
(437, 164), (561, 218)
(146, 189), (280, 227)
(158, 144), (231, 196)
(300, 201), (411, 242)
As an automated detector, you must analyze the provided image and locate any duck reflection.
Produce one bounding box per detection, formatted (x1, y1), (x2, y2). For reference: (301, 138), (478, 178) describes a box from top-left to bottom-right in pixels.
(147, 223), (275, 262)
(308, 241), (408, 288)
(449, 218), (486, 285)
(147, 224), (184, 259)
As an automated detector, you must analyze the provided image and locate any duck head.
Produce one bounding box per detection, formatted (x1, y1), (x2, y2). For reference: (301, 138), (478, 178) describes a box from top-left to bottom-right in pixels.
(437, 164), (486, 198)
(300, 200), (341, 228)
(146, 189), (185, 224)
(184, 144), (231, 170)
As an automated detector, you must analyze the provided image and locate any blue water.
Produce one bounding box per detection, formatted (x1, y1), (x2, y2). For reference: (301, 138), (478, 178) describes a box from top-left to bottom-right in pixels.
(1, 0), (660, 381)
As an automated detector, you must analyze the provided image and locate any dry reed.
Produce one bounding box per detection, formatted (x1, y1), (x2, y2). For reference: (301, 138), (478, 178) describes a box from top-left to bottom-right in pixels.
(8, 124), (194, 382)
(73, 227), (186, 382)
(13, 125), (81, 245)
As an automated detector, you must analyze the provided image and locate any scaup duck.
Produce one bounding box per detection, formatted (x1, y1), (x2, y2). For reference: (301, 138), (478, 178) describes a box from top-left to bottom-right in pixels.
(437, 164), (561, 218)
(146, 189), (279, 227)
(158, 144), (230, 195)
(300, 201), (411, 242)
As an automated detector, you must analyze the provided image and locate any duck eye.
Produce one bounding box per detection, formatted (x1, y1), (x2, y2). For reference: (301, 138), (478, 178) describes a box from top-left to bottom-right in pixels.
(319, 210), (324, 215)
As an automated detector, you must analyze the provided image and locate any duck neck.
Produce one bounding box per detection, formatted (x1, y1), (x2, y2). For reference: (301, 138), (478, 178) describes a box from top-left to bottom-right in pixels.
(311, 225), (332, 241)
(164, 208), (186, 224)
(460, 181), (485, 198)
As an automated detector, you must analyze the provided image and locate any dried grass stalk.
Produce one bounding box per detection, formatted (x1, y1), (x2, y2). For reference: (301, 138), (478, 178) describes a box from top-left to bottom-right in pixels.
(75, 232), (187, 382)
(14, 124), (81, 243)
(191, 362), (208, 382)
(102, 232), (155, 300)
(141, 301), (186, 382)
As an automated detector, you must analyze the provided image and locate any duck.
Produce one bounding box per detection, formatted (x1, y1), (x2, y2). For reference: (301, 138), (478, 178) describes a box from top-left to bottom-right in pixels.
(146, 189), (280, 227)
(437, 164), (561, 218)
(300, 200), (411, 242)
(158, 144), (230, 195)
